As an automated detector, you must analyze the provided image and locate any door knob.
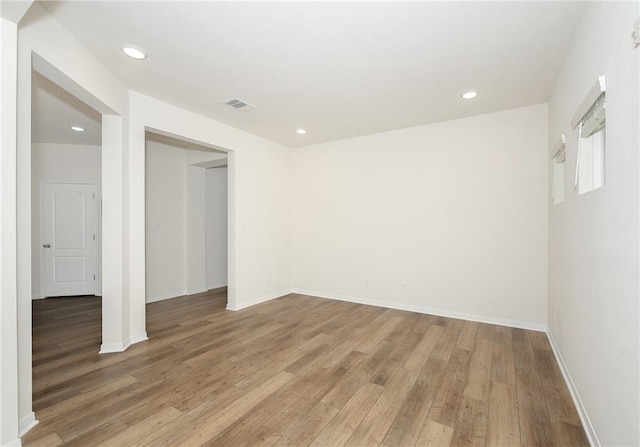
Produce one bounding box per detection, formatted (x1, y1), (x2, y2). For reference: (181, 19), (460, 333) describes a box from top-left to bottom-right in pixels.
(43, 244), (51, 248)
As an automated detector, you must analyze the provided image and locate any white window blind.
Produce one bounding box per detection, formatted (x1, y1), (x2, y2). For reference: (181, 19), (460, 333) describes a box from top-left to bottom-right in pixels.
(573, 76), (606, 195)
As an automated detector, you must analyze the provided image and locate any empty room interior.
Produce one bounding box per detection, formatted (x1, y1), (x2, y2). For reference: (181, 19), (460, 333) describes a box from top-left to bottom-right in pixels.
(1, 1), (639, 447)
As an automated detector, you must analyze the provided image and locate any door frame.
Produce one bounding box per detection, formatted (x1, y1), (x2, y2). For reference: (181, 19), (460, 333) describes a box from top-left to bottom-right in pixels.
(39, 181), (98, 298)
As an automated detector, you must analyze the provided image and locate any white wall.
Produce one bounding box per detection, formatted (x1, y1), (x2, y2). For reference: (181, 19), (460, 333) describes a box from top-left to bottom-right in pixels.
(547, 3), (640, 446)
(186, 165), (208, 295)
(8, 4), (292, 443)
(16, 2), (129, 437)
(206, 167), (228, 290)
(1, 14), (22, 447)
(31, 143), (102, 299)
(292, 104), (548, 329)
(16, 2), (130, 435)
(18, 4), (640, 447)
(145, 140), (186, 302)
(129, 91), (292, 317)
(188, 152), (228, 298)
(145, 142), (228, 301)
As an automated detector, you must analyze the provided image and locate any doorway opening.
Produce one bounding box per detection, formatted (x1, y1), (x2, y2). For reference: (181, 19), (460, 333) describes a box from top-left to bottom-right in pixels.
(144, 131), (229, 331)
(30, 68), (104, 410)
(31, 69), (102, 299)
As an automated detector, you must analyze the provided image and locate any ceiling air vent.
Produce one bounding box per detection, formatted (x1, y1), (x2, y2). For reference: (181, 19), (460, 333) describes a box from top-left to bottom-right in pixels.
(223, 97), (256, 112)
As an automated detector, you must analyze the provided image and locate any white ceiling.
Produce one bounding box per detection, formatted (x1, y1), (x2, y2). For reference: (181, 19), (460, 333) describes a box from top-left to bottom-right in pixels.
(32, 70), (102, 145)
(37, 1), (585, 148)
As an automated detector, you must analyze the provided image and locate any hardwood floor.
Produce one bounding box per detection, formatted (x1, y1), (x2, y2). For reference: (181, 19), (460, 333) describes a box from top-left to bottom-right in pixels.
(23, 292), (588, 447)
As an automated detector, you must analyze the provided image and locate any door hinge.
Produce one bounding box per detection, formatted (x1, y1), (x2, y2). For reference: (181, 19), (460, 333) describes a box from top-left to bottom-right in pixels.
(93, 193), (95, 199)
(93, 234), (95, 240)
(93, 275), (96, 280)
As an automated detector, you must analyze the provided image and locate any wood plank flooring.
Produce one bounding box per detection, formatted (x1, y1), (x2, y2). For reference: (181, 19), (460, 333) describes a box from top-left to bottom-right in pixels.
(23, 291), (588, 447)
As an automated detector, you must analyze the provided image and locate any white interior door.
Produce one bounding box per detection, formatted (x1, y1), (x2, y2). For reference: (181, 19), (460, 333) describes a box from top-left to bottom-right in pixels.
(42, 183), (96, 297)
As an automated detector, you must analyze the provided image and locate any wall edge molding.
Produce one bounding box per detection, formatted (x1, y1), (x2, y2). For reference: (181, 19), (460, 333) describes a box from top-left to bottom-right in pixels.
(207, 285), (228, 294)
(546, 330), (599, 447)
(99, 341), (126, 354)
(129, 332), (148, 346)
(145, 290), (187, 304)
(291, 288), (546, 332)
(207, 282), (228, 292)
(146, 287), (218, 304)
(18, 412), (38, 437)
(226, 289), (293, 311)
(186, 287), (207, 296)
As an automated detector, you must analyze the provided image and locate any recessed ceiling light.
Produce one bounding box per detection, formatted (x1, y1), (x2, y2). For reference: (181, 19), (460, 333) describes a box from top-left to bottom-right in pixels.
(296, 129), (307, 134)
(121, 45), (147, 60)
(71, 126), (85, 132)
(462, 91), (478, 100)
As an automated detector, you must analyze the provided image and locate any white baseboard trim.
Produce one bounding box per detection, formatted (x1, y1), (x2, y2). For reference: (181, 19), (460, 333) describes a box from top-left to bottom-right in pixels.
(99, 332), (147, 354)
(186, 288), (207, 296)
(291, 288), (546, 332)
(18, 412), (38, 437)
(99, 341), (127, 354)
(145, 291), (186, 304)
(147, 295), (174, 303)
(227, 289), (293, 311)
(147, 287), (227, 304)
(207, 281), (227, 291)
(546, 330), (598, 447)
(4, 439), (21, 447)
(129, 332), (148, 345)
(31, 295), (45, 300)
